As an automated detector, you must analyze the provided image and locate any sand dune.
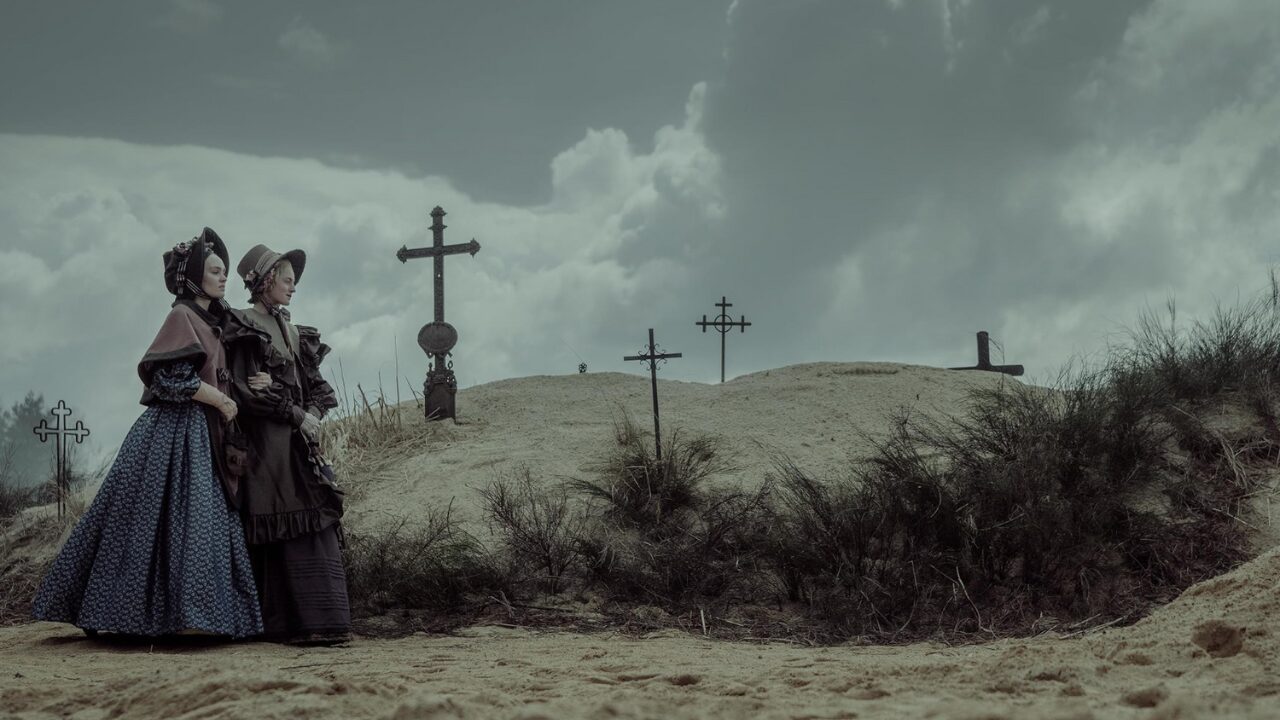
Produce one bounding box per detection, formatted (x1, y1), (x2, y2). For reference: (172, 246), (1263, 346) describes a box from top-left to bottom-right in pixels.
(3, 363), (1277, 719)
(349, 362), (1006, 528)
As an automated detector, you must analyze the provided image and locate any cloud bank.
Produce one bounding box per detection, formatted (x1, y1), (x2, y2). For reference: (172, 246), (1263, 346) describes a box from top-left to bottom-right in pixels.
(3, 0), (1279, 463)
(0, 85), (722, 454)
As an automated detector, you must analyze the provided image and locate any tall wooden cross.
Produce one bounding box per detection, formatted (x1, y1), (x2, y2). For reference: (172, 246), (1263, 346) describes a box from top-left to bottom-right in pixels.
(696, 295), (751, 383)
(396, 205), (481, 421)
(948, 331), (1024, 376)
(623, 328), (682, 462)
(33, 400), (90, 519)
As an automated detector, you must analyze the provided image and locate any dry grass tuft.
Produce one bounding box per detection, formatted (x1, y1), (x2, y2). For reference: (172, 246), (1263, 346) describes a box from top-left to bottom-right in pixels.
(320, 378), (457, 501)
(344, 501), (508, 617)
(479, 469), (587, 595)
(0, 497), (88, 626)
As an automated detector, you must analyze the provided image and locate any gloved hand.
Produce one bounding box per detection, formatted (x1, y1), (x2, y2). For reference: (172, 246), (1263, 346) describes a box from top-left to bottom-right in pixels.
(300, 411), (321, 441)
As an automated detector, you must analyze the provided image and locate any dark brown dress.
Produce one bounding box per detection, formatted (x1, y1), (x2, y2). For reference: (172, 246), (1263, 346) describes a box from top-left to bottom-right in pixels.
(224, 306), (348, 641)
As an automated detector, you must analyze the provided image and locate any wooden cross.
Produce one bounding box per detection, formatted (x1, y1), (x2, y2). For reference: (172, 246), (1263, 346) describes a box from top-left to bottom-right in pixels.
(623, 328), (682, 462)
(696, 295), (751, 383)
(948, 331), (1023, 376)
(396, 205), (481, 421)
(33, 400), (90, 519)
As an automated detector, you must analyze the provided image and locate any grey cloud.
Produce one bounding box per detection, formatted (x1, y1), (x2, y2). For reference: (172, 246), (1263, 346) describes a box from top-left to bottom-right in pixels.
(0, 0), (730, 206)
(682, 0), (1255, 378)
(278, 17), (341, 67)
(157, 0), (223, 33)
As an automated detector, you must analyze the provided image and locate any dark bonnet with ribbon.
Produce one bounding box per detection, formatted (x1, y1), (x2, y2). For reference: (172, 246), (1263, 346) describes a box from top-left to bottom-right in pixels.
(163, 227), (231, 300)
(237, 243), (307, 319)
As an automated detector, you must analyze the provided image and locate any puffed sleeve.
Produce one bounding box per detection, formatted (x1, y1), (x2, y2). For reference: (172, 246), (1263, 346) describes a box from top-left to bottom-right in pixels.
(297, 325), (339, 419)
(148, 361), (201, 402)
(224, 310), (307, 427)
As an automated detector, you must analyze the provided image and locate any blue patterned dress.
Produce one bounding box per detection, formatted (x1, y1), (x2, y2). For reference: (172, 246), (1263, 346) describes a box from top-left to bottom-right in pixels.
(31, 361), (264, 638)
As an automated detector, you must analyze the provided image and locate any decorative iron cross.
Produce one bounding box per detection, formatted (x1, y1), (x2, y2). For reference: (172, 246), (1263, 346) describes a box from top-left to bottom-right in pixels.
(33, 400), (90, 518)
(396, 205), (481, 421)
(696, 296), (751, 383)
(396, 206), (480, 323)
(624, 328), (682, 462)
(948, 331), (1024, 376)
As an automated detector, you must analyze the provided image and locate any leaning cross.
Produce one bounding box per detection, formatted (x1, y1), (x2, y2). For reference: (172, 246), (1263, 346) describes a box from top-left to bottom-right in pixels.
(696, 295), (751, 383)
(948, 331), (1024, 376)
(623, 328), (682, 462)
(397, 205), (481, 421)
(33, 400), (90, 519)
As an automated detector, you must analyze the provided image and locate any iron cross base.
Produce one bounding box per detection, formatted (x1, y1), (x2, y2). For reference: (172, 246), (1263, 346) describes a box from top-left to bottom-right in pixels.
(424, 365), (458, 421)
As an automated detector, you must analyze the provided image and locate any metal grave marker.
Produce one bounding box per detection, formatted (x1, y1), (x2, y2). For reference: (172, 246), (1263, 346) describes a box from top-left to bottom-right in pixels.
(397, 205), (481, 420)
(623, 328), (682, 462)
(696, 295), (751, 383)
(948, 331), (1023, 376)
(33, 400), (90, 519)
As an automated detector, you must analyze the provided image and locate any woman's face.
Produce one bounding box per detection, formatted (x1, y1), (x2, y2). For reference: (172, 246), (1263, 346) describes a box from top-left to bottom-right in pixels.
(202, 254), (227, 300)
(266, 261), (296, 306)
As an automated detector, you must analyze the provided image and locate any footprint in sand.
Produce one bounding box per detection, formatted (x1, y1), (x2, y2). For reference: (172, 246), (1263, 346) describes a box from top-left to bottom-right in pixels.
(1120, 685), (1168, 708)
(1191, 620), (1246, 658)
(1028, 666), (1076, 683)
(1118, 652), (1154, 666)
(848, 686), (891, 700)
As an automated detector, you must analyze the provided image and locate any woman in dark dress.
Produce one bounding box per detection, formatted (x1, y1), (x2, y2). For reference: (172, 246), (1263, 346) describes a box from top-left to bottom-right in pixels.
(224, 243), (349, 646)
(32, 229), (263, 639)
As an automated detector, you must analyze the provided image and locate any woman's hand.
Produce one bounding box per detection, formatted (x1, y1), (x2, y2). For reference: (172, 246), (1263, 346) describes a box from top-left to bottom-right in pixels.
(218, 395), (238, 423)
(247, 372), (272, 391)
(300, 412), (321, 442)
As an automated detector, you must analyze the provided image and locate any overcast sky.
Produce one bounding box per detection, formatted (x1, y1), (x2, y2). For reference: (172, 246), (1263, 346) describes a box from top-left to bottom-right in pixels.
(3, 0), (1279, 458)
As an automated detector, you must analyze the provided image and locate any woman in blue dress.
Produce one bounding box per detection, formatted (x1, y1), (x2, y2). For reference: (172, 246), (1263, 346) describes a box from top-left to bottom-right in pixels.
(31, 228), (264, 639)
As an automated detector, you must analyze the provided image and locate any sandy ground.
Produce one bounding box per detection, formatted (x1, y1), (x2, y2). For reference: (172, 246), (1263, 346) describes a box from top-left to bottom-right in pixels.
(2, 544), (1276, 719)
(3, 362), (1278, 719)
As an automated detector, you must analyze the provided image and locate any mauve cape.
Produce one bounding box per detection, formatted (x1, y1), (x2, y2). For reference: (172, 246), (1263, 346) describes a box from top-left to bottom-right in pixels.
(137, 300), (239, 508)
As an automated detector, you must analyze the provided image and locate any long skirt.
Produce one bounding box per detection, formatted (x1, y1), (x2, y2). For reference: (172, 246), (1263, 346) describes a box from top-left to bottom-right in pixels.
(31, 403), (263, 638)
(250, 525), (350, 640)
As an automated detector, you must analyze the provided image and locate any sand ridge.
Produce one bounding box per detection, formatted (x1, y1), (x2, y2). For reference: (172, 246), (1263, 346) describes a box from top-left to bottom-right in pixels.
(351, 362), (1007, 529)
